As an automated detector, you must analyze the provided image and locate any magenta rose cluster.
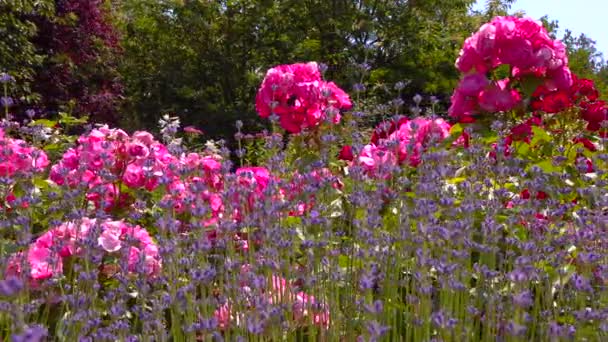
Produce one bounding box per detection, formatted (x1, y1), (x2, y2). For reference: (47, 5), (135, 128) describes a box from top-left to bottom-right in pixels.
(49, 126), (176, 210)
(343, 117), (451, 176)
(163, 152), (224, 226)
(7, 218), (161, 282)
(450, 16), (573, 122)
(0, 128), (49, 178)
(255, 62), (352, 133)
(214, 270), (330, 330)
(0, 128), (50, 210)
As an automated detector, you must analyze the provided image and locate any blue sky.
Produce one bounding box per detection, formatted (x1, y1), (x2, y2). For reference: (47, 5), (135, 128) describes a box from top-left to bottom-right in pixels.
(473, 0), (607, 57)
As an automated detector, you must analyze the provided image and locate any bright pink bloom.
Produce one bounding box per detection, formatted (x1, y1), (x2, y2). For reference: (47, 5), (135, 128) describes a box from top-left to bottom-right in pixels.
(132, 131), (155, 145)
(27, 246), (63, 280)
(183, 126), (204, 135)
(7, 218), (161, 282)
(98, 221), (123, 252)
(255, 62), (351, 133)
(370, 116), (410, 145)
(448, 90), (478, 122)
(546, 66), (573, 91)
(452, 16), (572, 117)
(0, 130), (49, 178)
(214, 303), (231, 330)
(498, 36), (535, 69)
(123, 164), (145, 188)
(236, 167), (271, 195)
(459, 73), (490, 96)
(322, 81), (353, 110)
(357, 144), (398, 176)
(49, 126), (181, 211)
(293, 291), (330, 328)
(456, 36), (486, 73)
(478, 79), (522, 112)
(386, 117), (451, 166)
(126, 141), (149, 159)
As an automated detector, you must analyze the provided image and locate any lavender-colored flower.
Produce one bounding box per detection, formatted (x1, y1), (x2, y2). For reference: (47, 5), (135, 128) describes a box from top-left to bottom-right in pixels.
(394, 81), (407, 91)
(0, 72), (13, 83)
(11, 325), (47, 342)
(318, 63), (328, 73)
(505, 321), (527, 336)
(366, 320), (389, 339)
(571, 273), (593, 293)
(0, 276), (23, 297)
(364, 299), (384, 314)
(1, 96), (14, 107)
(246, 316), (265, 334)
(512, 290), (533, 308)
(431, 310), (448, 329)
(353, 83), (366, 93)
(412, 94), (422, 105)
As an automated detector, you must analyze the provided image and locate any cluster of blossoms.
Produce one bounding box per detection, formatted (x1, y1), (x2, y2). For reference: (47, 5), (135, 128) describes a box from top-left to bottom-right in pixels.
(255, 62), (352, 133)
(213, 268), (330, 330)
(0, 128), (49, 178)
(340, 117), (451, 176)
(163, 152), (224, 226)
(231, 165), (340, 221)
(450, 16), (572, 121)
(0, 128), (49, 210)
(233, 166), (272, 217)
(49, 126), (175, 210)
(532, 76), (607, 133)
(284, 167), (342, 216)
(7, 218), (160, 282)
(491, 113), (596, 173)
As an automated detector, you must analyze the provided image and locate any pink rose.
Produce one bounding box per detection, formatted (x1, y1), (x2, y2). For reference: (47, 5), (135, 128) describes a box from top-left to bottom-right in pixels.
(547, 66), (573, 91)
(98, 222), (123, 252)
(448, 90), (478, 121)
(28, 246), (63, 280)
(126, 141), (150, 159)
(478, 79), (522, 112)
(323, 81), (352, 109)
(459, 73), (490, 96)
(476, 23), (497, 57)
(123, 164), (145, 188)
(357, 144), (398, 175)
(214, 303), (231, 330)
(236, 167), (271, 194)
(456, 37), (485, 73)
(256, 62), (350, 133)
(132, 131), (155, 145)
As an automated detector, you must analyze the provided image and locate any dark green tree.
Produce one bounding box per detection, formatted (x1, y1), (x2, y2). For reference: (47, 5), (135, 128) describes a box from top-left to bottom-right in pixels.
(0, 0), (54, 102)
(117, 0), (477, 138)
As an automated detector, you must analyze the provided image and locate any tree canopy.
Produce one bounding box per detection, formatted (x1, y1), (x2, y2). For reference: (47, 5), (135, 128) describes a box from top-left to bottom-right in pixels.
(1, 0), (606, 138)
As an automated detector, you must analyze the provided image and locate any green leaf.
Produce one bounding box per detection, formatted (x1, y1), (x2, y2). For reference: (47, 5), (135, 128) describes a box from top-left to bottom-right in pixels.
(58, 112), (89, 125)
(43, 144), (62, 152)
(446, 177), (467, 184)
(530, 126), (551, 146)
(531, 159), (559, 173)
(33, 177), (51, 190)
(30, 119), (57, 128)
(520, 75), (544, 98)
(514, 141), (530, 157)
(449, 123), (463, 136)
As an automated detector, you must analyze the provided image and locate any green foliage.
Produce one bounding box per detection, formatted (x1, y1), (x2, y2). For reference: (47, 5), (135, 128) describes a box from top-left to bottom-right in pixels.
(562, 30), (608, 99)
(0, 0), (54, 102)
(117, 0), (478, 138)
